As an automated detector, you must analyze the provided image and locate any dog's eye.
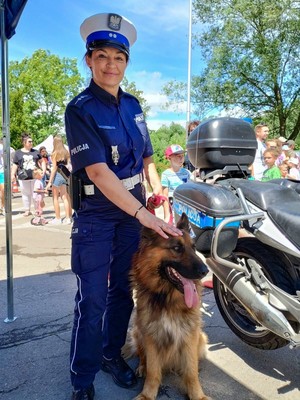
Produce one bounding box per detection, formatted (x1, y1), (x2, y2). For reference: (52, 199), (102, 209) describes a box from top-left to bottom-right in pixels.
(173, 246), (182, 253)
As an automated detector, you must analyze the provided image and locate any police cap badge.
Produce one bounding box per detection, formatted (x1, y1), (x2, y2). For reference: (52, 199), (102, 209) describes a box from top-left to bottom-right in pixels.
(80, 13), (137, 58)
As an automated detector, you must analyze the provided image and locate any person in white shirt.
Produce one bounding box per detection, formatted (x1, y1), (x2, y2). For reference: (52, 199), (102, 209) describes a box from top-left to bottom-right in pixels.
(250, 123), (269, 180)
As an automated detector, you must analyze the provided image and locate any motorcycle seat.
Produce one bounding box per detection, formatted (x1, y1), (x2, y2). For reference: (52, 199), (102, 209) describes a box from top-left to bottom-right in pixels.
(228, 179), (300, 249)
(227, 180), (298, 210)
(267, 202), (300, 249)
(268, 178), (300, 194)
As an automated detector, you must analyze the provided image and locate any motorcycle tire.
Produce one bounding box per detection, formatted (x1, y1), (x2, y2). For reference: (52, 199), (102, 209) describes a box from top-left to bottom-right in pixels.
(213, 237), (296, 350)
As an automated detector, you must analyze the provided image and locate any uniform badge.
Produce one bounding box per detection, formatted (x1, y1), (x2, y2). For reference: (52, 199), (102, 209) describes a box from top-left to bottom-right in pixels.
(135, 113), (145, 123)
(108, 14), (122, 31)
(111, 145), (120, 165)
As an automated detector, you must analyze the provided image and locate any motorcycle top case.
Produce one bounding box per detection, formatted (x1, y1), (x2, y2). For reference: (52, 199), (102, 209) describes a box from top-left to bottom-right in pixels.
(173, 181), (243, 257)
(187, 117), (257, 169)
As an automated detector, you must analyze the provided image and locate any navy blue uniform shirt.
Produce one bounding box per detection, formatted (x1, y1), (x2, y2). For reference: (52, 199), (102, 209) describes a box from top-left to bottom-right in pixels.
(65, 79), (153, 176)
(65, 79), (153, 215)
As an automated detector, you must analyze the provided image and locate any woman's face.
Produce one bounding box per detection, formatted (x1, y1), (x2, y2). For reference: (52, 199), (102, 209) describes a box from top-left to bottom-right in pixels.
(86, 47), (127, 96)
(40, 148), (48, 158)
(23, 137), (33, 149)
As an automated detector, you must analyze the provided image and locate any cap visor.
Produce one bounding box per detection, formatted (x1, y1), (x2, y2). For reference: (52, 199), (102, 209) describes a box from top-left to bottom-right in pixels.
(88, 40), (129, 57)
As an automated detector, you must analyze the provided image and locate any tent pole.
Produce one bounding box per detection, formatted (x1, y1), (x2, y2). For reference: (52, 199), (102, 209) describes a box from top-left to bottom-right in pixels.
(186, 0), (192, 141)
(0, 2), (17, 323)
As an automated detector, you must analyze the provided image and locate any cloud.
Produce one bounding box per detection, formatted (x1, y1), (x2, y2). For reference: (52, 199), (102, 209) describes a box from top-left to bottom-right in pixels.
(126, 69), (187, 116)
(147, 118), (186, 131)
(123, 0), (190, 30)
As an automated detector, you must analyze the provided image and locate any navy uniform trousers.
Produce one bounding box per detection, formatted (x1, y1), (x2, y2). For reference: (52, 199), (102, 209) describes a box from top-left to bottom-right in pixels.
(70, 206), (142, 390)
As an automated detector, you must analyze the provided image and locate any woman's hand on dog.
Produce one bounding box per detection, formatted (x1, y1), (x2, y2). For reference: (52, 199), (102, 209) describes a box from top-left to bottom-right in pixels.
(136, 207), (182, 239)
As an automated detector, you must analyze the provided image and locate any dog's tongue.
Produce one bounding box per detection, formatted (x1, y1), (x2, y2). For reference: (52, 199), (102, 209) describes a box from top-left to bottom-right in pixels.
(181, 277), (199, 308)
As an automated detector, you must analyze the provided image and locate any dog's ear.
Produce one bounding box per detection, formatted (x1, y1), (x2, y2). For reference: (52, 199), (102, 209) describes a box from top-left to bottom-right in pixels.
(176, 212), (190, 233)
(140, 226), (158, 247)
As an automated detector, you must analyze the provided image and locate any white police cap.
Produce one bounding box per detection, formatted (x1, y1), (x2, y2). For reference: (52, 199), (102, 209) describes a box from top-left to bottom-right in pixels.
(80, 13), (137, 58)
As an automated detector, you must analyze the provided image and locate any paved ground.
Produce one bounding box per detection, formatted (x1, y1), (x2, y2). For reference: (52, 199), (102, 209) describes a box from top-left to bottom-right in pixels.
(0, 193), (300, 399)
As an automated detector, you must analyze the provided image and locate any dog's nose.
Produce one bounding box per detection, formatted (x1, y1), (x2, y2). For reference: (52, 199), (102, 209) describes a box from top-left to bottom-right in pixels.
(195, 262), (209, 279)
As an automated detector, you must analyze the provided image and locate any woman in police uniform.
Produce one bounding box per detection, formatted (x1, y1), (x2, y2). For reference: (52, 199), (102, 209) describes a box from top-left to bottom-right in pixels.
(65, 13), (182, 400)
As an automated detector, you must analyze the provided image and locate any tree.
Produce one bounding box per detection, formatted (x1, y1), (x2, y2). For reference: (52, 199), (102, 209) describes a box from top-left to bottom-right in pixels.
(8, 49), (84, 148)
(121, 76), (150, 118)
(164, 0), (300, 140)
(150, 123), (186, 175)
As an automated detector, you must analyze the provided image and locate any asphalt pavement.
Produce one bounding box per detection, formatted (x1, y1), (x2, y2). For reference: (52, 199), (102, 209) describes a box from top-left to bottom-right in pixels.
(0, 193), (300, 400)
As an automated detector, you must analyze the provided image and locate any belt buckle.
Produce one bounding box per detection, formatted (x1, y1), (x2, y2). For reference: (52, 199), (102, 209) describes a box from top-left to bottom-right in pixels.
(123, 177), (134, 190)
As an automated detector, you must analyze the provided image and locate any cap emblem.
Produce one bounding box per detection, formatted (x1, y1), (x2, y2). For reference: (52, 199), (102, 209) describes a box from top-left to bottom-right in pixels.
(108, 14), (122, 31)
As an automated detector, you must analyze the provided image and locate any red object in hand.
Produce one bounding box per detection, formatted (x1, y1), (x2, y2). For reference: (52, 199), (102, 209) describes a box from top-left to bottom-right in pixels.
(147, 194), (167, 210)
(146, 194), (173, 225)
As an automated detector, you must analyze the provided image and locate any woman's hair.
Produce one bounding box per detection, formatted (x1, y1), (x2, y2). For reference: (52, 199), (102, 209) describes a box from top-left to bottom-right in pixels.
(85, 48), (129, 62)
(51, 135), (70, 162)
(187, 120), (200, 135)
(21, 132), (32, 143)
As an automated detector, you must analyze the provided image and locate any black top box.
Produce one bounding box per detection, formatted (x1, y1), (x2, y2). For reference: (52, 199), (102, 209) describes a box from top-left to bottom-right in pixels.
(187, 117), (257, 170)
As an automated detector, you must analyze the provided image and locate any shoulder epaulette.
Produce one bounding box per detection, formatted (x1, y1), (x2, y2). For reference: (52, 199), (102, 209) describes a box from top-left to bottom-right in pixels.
(123, 91), (139, 103)
(69, 89), (94, 108)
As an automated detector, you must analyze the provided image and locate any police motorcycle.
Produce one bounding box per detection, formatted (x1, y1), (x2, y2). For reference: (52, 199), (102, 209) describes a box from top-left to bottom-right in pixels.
(173, 117), (300, 350)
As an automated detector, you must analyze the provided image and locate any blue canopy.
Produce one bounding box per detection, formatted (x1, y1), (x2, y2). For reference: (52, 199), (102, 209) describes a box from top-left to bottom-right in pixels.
(3, 0), (27, 39)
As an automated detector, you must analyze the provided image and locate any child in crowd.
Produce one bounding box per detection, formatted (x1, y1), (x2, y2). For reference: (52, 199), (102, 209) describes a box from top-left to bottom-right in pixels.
(287, 157), (300, 180)
(31, 168), (48, 226)
(265, 139), (278, 149)
(261, 148), (281, 181)
(279, 163), (289, 179)
(274, 139), (287, 166)
(161, 144), (191, 222)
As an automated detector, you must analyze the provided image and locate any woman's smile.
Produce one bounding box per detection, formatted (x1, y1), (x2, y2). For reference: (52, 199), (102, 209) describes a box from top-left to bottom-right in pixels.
(86, 47), (127, 96)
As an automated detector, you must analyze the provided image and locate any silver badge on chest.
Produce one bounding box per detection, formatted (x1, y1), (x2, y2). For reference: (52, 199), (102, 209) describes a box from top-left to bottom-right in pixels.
(111, 145), (119, 165)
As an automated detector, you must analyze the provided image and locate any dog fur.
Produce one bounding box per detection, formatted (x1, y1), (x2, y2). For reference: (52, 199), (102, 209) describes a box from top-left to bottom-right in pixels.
(125, 213), (210, 400)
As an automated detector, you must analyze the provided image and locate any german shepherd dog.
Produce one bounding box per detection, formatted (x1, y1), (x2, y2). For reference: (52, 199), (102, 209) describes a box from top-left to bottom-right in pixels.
(125, 213), (210, 400)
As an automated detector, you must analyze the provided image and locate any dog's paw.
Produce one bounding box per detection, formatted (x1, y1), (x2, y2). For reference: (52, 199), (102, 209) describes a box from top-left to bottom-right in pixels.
(133, 394), (152, 400)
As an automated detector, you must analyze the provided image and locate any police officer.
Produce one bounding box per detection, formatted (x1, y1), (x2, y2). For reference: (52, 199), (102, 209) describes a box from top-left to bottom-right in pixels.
(65, 12), (182, 400)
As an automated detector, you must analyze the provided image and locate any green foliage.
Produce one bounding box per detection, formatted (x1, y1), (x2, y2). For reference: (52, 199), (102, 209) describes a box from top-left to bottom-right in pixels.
(7, 49), (84, 148)
(150, 123), (186, 175)
(163, 0), (300, 140)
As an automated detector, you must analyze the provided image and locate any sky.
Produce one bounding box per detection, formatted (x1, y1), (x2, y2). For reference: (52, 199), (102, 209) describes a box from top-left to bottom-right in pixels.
(8, 0), (204, 131)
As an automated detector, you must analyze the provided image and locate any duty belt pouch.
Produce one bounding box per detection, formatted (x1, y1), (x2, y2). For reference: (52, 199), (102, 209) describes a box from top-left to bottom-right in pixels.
(58, 164), (82, 211)
(69, 174), (82, 211)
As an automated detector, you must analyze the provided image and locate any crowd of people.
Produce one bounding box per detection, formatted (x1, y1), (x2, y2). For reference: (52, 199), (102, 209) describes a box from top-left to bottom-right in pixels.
(251, 123), (300, 181)
(0, 132), (73, 225)
(2, 119), (299, 227)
